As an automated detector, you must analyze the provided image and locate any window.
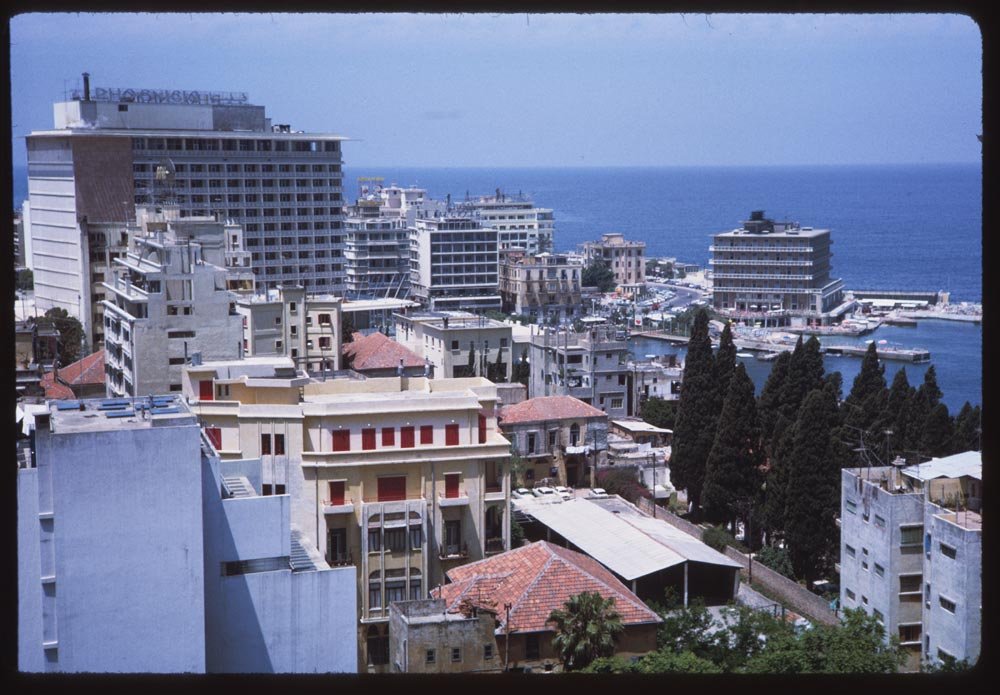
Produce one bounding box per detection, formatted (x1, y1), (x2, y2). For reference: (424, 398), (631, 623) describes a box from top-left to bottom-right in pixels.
(409, 525), (423, 550)
(445, 424), (459, 446)
(410, 577), (423, 600)
(939, 543), (957, 559)
(861, 595), (869, 605)
(900, 525), (923, 546)
(199, 380), (214, 401)
(401, 426), (415, 448)
(525, 634), (540, 660)
(611, 398), (624, 410)
(874, 563), (885, 577)
(845, 588), (856, 601)
(570, 423), (580, 446)
(274, 433), (285, 456)
(618, 374), (626, 386)
(478, 414), (487, 444)
(425, 649), (436, 665)
(261, 433), (272, 455)
(873, 609), (884, 622)
(362, 428), (377, 450)
(939, 596), (956, 613)
(845, 544), (856, 558)
(548, 430), (557, 449)
(377, 476), (406, 502)
(382, 427), (395, 447)
(484, 644), (494, 660)
(444, 520), (462, 555)
(385, 529), (407, 553)
(328, 481), (345, 506)
(845, 499), (857, 514)
(328, 527), (347, 563)
(332, 430), (351, 451)
(420, 425), (433, 445)
(527, 432), (537, 454)
(367, 625), (389, 665)
(451, 647), (462, 663)
(445, 473), (460, 499)
(318, 313), (332, 325)
(368, 529), (381, 552)
(899, 624), (922, 643)
(205, 427), (222, 449)
(899, 574), (922, 593)
(874, 514), (886, 529)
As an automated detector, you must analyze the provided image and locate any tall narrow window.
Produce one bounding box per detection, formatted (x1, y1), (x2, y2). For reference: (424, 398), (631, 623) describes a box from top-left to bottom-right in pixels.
(362, 428), (377, 450)
(199, 380), (214, 401)
(382, 427), (396, 446)
(204, 427), (222, 450)
(261, 433), (272, 455)
(401, 426), (415, 448)
(445, 424), (459, 446)
(328, 480), (345, 506)
(332, 430), (351, 452)
(478, 414), (487, 444)
(445, 473), (460, 499)
(420, 425), (434, 445)
(274, 433), (285, 456)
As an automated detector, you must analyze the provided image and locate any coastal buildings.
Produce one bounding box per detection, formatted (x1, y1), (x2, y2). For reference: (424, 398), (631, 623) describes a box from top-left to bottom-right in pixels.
(389, 599), (501, 673)
(710, 210), (846, 327)
(408, 216), (501, 312)
(582, 233), (646, 296)
(527, 324), (631, 419)
(344, 196), (412, 299)
(17, 395), (355, 673)
(430, 541), (661, 672)
(101, 207), (244, 397)
(498, 248), (583, 322)
(628, 355), (683, 409)
(180, 361), (513, 671)
(498, 395), (609, 488)
(24, 76), (346, 335)
(839, 452), (982, 670)
(456, 191), (555, 255)
(341, 331), (427, 378)
(394, 310), (513, 381)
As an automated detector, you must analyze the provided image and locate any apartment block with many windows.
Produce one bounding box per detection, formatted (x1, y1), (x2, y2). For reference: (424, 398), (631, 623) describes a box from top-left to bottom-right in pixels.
(498, 248), (583, 323)
(581, 233), (646, 296)
(408, 216), (501, 312)
(394, 310), (513, 382)
(455, 191), (555, 255)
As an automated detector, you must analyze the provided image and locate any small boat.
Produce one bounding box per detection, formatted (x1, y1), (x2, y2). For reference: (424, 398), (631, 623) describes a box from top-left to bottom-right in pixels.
(737, 352), (753, 358)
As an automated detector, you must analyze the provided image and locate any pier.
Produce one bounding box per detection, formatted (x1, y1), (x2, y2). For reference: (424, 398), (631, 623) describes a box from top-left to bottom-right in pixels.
(823, 345), (930, 363)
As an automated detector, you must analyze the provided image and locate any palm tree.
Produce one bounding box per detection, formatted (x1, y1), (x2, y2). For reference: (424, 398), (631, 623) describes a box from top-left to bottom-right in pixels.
(548, 591), (624, 671)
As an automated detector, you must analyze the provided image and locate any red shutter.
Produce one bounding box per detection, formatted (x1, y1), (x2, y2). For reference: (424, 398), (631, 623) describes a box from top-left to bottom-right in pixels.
(362, 428), (377, 450)
(401, 426), (415, 448)
(445, 424), (459, 446)
(199, 380), (214, 400)
(420, 425), (434, 445)
(445, 473), (460, 499)
(478, 414), (487, 444)
(377, 476), (406, 502)
(382, 427), (395, 446)
(328, 481), (345, 506)
(332, 430), (351, 452)
(205, 427), (222, 449)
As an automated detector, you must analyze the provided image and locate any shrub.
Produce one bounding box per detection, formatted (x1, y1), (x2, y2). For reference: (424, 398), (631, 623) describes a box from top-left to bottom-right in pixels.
(702, 525), (737, 553)
(754, 545), (796, 580)
(596, 467), (651, 504)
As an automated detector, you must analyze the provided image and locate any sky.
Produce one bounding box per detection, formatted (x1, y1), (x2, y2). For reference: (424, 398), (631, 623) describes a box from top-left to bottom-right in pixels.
(9, 12), (983, 168)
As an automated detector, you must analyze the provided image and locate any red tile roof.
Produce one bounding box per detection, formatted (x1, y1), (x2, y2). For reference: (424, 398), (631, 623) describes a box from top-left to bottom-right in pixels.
(342, 332), (425, 372)
(431, 541), (660, 634)
(40, 350), (105, 399)
(499, 396), (607, 426)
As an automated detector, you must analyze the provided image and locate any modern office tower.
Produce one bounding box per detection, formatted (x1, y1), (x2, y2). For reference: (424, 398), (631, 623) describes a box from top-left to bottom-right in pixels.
(24, 75), (346, 335)
(498, 248), (583, 322)
(455, 191), (555, 255)
(102, 207), (244, 397)
(180, 362), (512, 671)
(710, 210), (846, 327)
(408, 216), (501, 312)
(581, 233), (646, 296)
(344, 197), (411, 299)
(527, 324), (631, 419)
(839, 452), (982, 671)
(394, 310), (514, 381)
(17, 395), (356, 673)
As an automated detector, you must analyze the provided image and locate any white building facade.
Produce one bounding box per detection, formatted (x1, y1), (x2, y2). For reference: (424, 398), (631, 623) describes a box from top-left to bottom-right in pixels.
(408, 216), (501, 312)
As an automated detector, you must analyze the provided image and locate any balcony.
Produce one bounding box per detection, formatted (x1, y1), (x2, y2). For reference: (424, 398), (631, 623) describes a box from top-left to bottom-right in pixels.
(323, 498), (355, 515)
(439, 489), (470, 507)
(439, 543), (469, 561)
(485, 483), (505, 502)
(327, 552), (355, 568)
(485, 537), (505, 555)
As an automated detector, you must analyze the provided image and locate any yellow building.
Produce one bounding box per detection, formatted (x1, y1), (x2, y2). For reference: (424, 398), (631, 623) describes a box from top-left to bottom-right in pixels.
(181, 357), (512, 671)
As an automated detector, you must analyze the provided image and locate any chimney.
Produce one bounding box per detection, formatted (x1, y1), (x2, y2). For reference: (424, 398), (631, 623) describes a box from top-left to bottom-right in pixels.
(82, 72), (91, 101)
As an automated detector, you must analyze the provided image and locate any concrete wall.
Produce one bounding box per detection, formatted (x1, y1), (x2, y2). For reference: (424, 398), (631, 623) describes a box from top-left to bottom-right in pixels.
(924, 510), (981, 665)
(17, 467), (45, 672)
(389, 600), (499, 673)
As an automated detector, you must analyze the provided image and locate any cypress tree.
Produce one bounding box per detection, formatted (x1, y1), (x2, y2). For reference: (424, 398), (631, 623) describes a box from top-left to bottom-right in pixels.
(921, 403), (954, 459)
(758, 350), (791, 448)
(671, 309), (716, 512)
(952, 402), (982, 452)
(843, 342), (888, 436)
(919, 365), (943, 408)
(784, 388), (842, 582)
(905, 366), (943, 461)
(778, 336), (825, 425)
(714, 322), (737, 405)
(703, 364), (763, 532)
(762, 413), (794, 543)
(877, 368), (915, 462)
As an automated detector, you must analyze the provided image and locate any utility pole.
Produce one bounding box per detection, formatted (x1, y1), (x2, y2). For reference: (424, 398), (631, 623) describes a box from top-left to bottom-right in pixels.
(503, 602), (512, 671)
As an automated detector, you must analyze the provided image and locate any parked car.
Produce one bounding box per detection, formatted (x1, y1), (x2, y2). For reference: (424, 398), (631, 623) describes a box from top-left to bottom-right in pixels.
(512, 488), (530, 499)
(532, 486), (557, 498)
(588, 487), (609, 499)
(554, 486), (573, 501)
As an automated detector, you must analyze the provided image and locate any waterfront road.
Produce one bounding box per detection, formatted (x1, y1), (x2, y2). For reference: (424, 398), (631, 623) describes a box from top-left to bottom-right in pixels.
(647, 281), (708, 309)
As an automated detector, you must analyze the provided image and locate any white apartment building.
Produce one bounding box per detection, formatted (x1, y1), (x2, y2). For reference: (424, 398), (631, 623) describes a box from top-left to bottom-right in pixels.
(180, 361), (512, 671)
(101, 211), (243, 397)
(408, 216), (501, 312)
(24, 75), (346, 332)
(17, 395), (356, 673)
(344, 198), (411, 299)
(455, 191), (555, 255)
(394, 310), (514, 382)
(582, 233), (646, 295)
(839, 452), (982, 671)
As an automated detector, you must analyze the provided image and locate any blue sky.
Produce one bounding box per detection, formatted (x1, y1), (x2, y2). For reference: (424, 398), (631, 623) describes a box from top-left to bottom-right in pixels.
(9, 12), (982, 168)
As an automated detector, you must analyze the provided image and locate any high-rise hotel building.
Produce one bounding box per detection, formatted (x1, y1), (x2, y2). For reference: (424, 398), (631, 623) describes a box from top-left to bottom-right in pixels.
(710, 210), (845, 327)
(24, 75), (346, 340)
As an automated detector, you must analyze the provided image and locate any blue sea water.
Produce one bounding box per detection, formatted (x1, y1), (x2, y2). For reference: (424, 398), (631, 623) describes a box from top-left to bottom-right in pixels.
(11, 163), (982, 408)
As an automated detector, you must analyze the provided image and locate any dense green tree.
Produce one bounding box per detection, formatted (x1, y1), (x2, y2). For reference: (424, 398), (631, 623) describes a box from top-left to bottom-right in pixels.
(903, 365), (944, 461)
(511, 348), (530, 387)
(777, 336), (825, 424)
(16, 268), (34, 292)
(655, 599), (718, 656)
(669, 309), (717, 511)
(783, 388), (842, 581)
(713, 322), (737, 404)
(703, 364), (763, 531)
(761, 412), (795, 544)
(595, 467), (649, 504)
(340, 311), (356, 344)
(919, 364), (943, 407)
(757, 350), (791, 447)
(487, 346), (506, 383)
(39, 307), (84, 366)
(876, 368), (916, 462)
(921, 403), (955, 458)
(754, 545), (795, 580)
(548, 591), (624, 671)
(842, 342), (888, 436)
(631, 650), (723, 674)
(952, 402), (982, 452)
(582, 261), (616, 292)
(714, 605), (795, 672)
(467, 342), (476, 375)
(639, 396), (677, 431)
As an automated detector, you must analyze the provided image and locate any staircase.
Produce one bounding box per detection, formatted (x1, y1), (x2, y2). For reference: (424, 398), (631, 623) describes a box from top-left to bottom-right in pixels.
(222, 475), (254, 499)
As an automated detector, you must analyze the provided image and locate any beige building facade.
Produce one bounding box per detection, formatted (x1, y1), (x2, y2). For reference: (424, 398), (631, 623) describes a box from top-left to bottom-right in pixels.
(498, 248), (583, 322)
(582, 233), (646, 295)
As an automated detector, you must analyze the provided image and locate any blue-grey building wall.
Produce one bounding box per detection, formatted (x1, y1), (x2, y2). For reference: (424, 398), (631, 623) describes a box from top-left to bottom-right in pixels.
(17, 467), (45, 672)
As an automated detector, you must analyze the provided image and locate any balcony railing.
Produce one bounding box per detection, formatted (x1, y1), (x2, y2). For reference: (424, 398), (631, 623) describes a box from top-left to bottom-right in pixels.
(439, 543), (469, 560)
(327, 553), (354, 567)
(485, 538), (505, 554)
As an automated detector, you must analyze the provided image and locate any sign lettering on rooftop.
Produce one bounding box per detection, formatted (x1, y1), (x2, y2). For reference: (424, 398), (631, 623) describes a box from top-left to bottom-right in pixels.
(92, 87), (249, 106)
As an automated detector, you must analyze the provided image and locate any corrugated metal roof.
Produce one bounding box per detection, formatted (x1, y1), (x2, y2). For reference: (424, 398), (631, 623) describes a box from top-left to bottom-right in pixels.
(902, 451), (982, 481)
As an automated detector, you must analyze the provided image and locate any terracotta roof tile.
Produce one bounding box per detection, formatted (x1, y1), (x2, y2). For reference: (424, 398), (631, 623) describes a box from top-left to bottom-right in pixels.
(342, 332), (424, 371)
(431, 541), (660, 634)
(39, 350), (105, 399)
(499, 396), (607, 426)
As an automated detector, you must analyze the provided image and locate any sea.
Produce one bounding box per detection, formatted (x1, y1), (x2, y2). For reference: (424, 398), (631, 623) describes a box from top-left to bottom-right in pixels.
(11, 163), (982, 410)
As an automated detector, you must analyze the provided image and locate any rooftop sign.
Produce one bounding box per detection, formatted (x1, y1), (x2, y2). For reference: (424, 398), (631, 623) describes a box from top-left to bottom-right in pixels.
(88, 87), (249, 106)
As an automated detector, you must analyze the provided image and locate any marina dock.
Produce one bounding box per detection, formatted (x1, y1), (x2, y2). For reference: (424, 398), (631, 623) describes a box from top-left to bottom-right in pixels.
(823, 344), (930, 362)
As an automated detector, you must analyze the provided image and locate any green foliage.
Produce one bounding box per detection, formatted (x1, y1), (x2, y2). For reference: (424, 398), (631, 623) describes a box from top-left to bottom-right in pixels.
(548, 591), (624, 671)
(754, 545), (796, 580)
(702, 525), (739, 553)
(486, 347), (507, 383)
(39, 307), (84, 366)
(921, 655), (974, 672)
(581, 655), (633, 673)
(655, 599), (717, 656)
(595, 467), (650, 504)
(510, 514), (525, 547)
(582, 261), (616, 292)
(713, 322), (737, 403)
(509, 451), (526, 488)
(340, 311), (356, 344)
(511, 348), (530, 387)
(703, 363), (764, 529)
(16, 268), (34, 292)
(921, 402), (954, 458)
(952, 402), (981, 452)
(632, 650), (722, 673)
(639, 396), (677, 431)
(757, 350), (791, 447)
(467, 342), (476, 374)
